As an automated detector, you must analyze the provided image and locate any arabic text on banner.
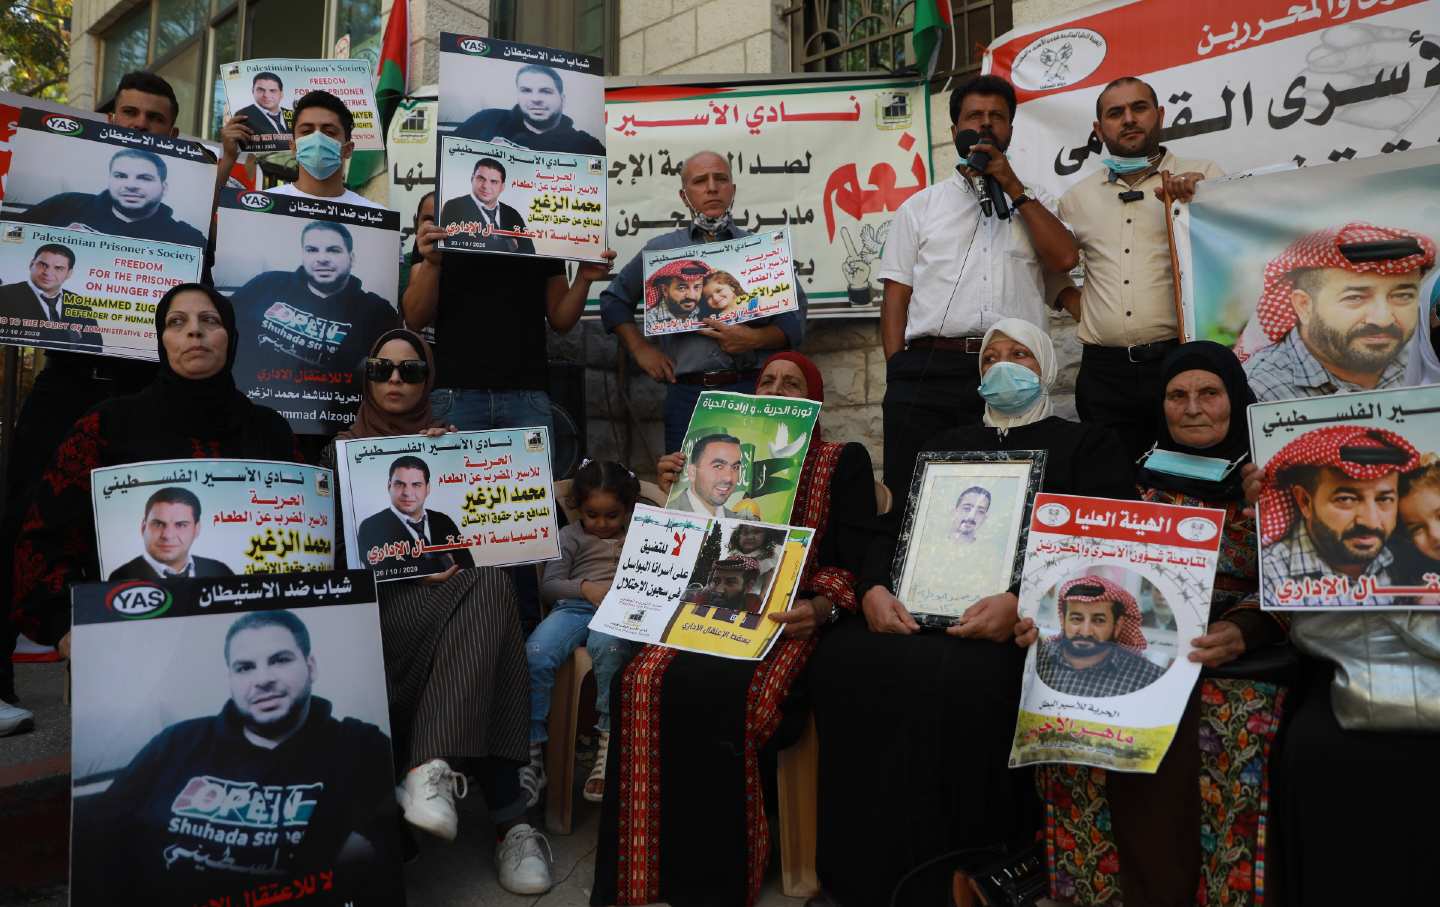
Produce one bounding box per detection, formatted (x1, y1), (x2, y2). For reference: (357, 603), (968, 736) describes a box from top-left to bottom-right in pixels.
(219, 58), (384, 152)
(587, 503), (814, 660)
(1010, 493), (1223, 773)
(598, 77), (931, 318)
(336, 428), (560, 582)
(387, 96), (439, 258)
(642, 229), (798, 336)
(69, 570), (405, 906)
(1249, 385), (1440, 609)
(984, 0), (1440, 201)
(91, 459), (336, 579)
(666, 391), (820, 525)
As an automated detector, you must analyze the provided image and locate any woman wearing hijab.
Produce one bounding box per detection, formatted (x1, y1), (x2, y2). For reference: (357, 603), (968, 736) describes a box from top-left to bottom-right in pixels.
(324, 328), (550, 895)
(11, 283), (295, 656)
(1016, 340), (1288, 906)
(807, 319), (1134, 907)
(591, 351), (876, 907)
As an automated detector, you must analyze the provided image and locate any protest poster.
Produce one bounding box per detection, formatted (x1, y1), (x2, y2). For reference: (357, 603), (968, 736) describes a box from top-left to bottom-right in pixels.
(1249, 384), (1440, 609)
(2, 107), (213, 248)
(214, 187), (401, 434)
(665, 390), (821, 525)
(1173, 143), (1439, 399)
(600, 75), (931, 317)
(387, 94), (440, 257)
(984, 0), (1440, 202)
(587, 503), (815, 660)
(641, 229), (799, 336)
(1010, 493), (1223, 773)
(335, 427), (560, 582)
(0, 92), (104, 202)
(219, 58), (384, 152)
(70, 570), (404, 906)
(91, 459), (335, 580)
(436, 33), (606, 262)
(0, 220), (201, 359)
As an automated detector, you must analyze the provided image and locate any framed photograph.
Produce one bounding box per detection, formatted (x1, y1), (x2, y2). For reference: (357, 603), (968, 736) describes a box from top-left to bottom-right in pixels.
(891, 450), (1047, 628)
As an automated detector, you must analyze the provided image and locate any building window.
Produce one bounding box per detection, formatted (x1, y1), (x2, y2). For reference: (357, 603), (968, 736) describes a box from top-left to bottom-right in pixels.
(491, 0), (619, 75)
(782, 0), (1011, 86)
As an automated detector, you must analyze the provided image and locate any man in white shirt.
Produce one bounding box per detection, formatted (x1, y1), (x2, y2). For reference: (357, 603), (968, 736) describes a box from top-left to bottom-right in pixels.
(878, 75), (1077, 494)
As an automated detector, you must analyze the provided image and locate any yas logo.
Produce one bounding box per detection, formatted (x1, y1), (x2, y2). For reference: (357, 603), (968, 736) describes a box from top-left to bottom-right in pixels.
(458, 37), (489, 55)
(105, 581), (172, 619)
(238, 192), (274, 211)
(44, 115), (83, 136)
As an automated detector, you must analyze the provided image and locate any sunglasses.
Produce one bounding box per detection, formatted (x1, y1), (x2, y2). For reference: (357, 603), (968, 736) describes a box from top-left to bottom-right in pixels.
(365, 357), (428, 383)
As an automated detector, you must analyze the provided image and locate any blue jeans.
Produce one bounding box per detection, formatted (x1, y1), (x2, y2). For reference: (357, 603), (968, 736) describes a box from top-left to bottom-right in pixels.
(662, 376), (758, 453)
(526, 599), (635, 743)
(430, 387), (554, 439)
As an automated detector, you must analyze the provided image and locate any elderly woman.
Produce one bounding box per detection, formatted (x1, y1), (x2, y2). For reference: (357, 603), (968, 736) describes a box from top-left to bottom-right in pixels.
(325, 328), (548, 895)
(591, 351), (875, 907)
(11, 283), (295, 656)
(808, 318), (1134, 907)
(1016, 340), (1288, 906)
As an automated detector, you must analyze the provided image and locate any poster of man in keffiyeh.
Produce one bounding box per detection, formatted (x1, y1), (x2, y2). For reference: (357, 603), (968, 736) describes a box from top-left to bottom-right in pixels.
(1011, 493), (1223, 773)
(641, 230), (798, 336)
(1249, 385), (1440, 609)
(1176, 144), (1439, 399)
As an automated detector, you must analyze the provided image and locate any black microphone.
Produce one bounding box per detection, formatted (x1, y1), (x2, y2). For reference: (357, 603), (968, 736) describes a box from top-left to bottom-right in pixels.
(953, 128), (1010, 219)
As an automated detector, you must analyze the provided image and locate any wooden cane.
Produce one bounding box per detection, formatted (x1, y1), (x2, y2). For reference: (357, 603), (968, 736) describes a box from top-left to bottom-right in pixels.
(1160, 176), (1188, 343)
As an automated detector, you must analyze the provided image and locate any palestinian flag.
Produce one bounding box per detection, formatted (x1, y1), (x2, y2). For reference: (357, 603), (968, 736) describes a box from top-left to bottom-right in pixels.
(912, 0), (953, 79)
(346, 0), (409, 189)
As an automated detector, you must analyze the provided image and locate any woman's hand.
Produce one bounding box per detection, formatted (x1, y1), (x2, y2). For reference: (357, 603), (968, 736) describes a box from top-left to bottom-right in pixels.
(580, 579), (610, 607)
(769, 598), (821, 639)
(1014, 618), (1039, 648)
(655, 451), (685, 496)
(861, 585), (919, 634)
(1189, 619), (1246, 668)
(1241, 463), (1261, 518)
(945, 593), (1020, 643)
(421, 424), (457, 438)
(416, 564), (461, 587)
(57, 631), (71, 660)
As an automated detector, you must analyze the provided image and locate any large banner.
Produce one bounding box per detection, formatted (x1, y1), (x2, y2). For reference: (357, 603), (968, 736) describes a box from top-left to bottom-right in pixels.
(0, 92), (104, 202)
(599, 76), (932, 317)
(1175, 143), (1439, 389)
(984, 0), (1440, 201)
(70, 570), (404, 906)
(215, 188), (400, 434)
(1010, 494), (1222, 773)
(587, 503), (814, 660)
(220, 58), (384, 152)
(387, 94), (439, 253)
(642, 229), (798, 335)
(336, 428), (560, 581)
(91, 459), (335, 579)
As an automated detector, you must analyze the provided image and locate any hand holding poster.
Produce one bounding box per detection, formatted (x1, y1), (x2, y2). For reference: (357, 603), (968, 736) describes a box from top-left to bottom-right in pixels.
(642, 229), (799, 336)
(215, 188), (400, 434)
(666, 391), (820, 525)
(1010, 494), (1223, 773)
(587, 503), (814, 660)
(69, 570), (404, 906)
(220, 58), (384, 152)
(91, 459), (335, 579)
(1250, 385), (1440, 609)
(336, 428), (560, 581)
(437, 33), (607, 262)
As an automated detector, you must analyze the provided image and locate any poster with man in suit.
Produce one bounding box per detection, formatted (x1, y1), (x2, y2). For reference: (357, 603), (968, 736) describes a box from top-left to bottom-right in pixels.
(220, 59), (383, 153)
(0, 240), (100, 352)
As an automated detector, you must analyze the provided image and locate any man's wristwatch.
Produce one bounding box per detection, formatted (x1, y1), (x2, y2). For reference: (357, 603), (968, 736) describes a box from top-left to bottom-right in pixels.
(1011, 193), (1033, 210)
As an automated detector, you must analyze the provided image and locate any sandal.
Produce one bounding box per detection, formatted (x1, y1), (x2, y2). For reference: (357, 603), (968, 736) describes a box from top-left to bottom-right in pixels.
(583, 730), (609, 802)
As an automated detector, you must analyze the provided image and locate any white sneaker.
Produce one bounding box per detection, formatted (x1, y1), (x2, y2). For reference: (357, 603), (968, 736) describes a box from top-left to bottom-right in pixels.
(519, 743), (546, 808)
(396, 759), (467, 841)
(495, 823), (553, 895)
(0, 700), (34, 736)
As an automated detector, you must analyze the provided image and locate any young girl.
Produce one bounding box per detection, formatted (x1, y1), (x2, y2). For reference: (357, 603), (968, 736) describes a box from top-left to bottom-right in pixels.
(700, 270), (749, 318)
(1396, 457), (1440, 604)
(727, 522), (780, 593)
(524, 460), (640, 804)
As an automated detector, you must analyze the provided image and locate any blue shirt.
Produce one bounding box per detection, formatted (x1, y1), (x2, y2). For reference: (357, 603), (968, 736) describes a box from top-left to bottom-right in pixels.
(599, 223), (807, 375)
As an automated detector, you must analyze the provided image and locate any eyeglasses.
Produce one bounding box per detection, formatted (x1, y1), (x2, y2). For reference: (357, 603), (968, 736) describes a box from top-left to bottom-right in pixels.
(365, 358), (428, 383)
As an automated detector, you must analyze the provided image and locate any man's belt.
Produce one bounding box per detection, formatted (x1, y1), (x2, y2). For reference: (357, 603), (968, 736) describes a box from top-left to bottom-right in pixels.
(906, 336), (986, 354)
(1082, 339), (1180, 364)
(675, 368), (760, 387)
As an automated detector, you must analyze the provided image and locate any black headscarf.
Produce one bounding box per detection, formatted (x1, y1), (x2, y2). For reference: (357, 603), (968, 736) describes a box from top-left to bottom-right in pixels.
(1141, 340), (1254, 499)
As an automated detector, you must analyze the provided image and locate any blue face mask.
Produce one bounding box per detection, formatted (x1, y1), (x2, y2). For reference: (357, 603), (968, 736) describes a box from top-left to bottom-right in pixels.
(1141, 448), (1244, 483)
(295, 131), (343, 180)
(978, 361), (1043, 413)
(1101, 153), (1151, 174)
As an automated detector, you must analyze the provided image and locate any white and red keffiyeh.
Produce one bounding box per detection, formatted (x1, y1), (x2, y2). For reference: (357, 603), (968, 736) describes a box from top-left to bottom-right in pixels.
(1259, 426), (1420, 545)
(1056, 574), (1147, 653)
(644, 258), (711, 310)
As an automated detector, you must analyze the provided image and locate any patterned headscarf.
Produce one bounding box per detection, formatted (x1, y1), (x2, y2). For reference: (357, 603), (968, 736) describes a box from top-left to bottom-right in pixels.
(645, 258), (712, 310)
(1259, 426), (1420, 545)
(1252, 222), (1435, 347)
(1057, 575), (1148, 652)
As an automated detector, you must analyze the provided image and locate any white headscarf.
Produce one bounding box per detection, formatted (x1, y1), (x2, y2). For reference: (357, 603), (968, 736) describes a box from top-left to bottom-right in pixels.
(980, 317), (1056, 434)
(1404, 270), (1440, 387)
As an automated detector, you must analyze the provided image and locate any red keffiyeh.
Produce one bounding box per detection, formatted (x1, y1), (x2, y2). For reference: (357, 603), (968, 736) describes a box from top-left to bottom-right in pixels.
(1253, 222), (1436, 345)
(714, 555), (760, 574)
(644, 258), (711, 309)
(1057, 574), (1147, 653)
(1258, 426), (1420, 545)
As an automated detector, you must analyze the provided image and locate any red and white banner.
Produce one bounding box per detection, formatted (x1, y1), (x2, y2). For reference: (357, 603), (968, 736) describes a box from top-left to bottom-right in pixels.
(985, 0), (1440, 198)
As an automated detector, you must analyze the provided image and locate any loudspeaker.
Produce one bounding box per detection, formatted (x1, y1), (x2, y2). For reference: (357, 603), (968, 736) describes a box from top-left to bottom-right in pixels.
(547, 359), (586, 479)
